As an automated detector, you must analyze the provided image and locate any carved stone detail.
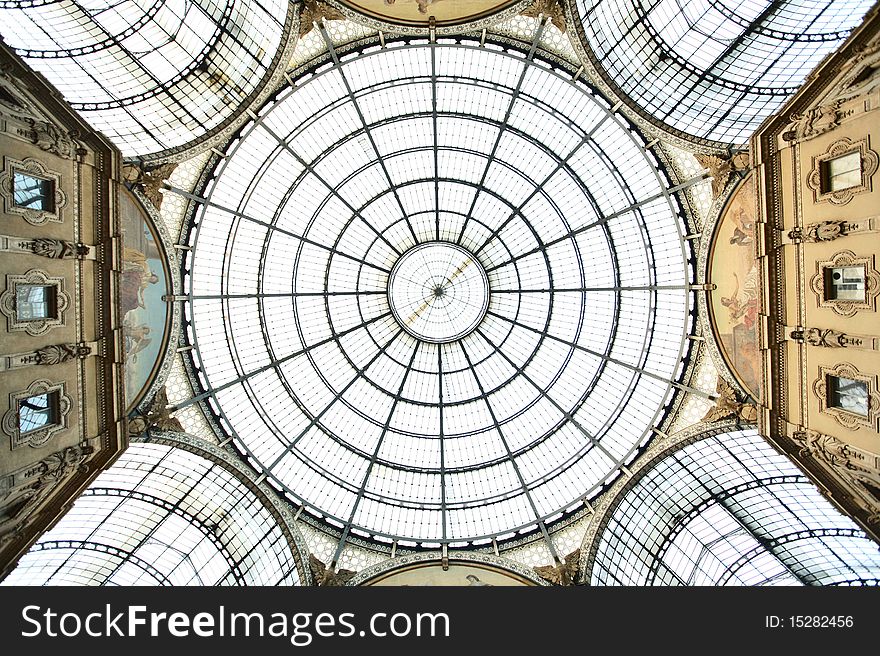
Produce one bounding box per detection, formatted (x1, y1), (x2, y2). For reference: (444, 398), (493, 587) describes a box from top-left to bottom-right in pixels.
(21, 120), (80, 159)
(2, 379), (72, 449)
(121, 162), (178, 211)
(806, 137), (879, 205)
(804, 328), (863, 348)
(298, 1), (345, 37)
(833, 41), (880, 100)
(789, 219), (851, 243)
(0, 157), (67, 225)
(812, 362), (880, 431)
(0, 268), (71, 336)
(782, 100), (853, 142)
(0, 444), (94, 547)
(809, 250), (880, 316)
(309, 554), (356, 587)
(694, 151), (750, 198)
(127, 387), (183, 436)
(521, 0), (567, 33)
(34, 238), (88, 259)
(33, 343), (92, 365)
(791, 429), (880, 488)
(701, 376), (758, 424)
(533, 548), (580, 585)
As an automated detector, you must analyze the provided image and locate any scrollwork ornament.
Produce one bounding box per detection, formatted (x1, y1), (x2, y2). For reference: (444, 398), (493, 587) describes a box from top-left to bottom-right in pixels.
(0, 269), (70, 336)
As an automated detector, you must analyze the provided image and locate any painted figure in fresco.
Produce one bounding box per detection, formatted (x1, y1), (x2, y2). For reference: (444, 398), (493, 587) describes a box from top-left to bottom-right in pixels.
(384, 0), (440, 15)
(728, 206), (754, 246)
(120, 246), (159, 317)
(124, 323), (153, 362)
(720, 267), (758, 330)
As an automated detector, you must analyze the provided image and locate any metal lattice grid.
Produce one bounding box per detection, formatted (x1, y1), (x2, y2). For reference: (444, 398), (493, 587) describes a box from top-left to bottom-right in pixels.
(176, 32), (696, 550)
(588, 427), (880, 586)
(0, 0), (293, 156)
(573, 0), (875, 144)
(2, 441), (308, 586)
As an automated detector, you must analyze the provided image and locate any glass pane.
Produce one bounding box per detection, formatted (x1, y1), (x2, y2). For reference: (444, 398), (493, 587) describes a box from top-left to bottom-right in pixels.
(826, 151), (862, 191)
(825, 266), (866, 301)
(15, 284), (54, 320)
(19, 392), (57, 433)
(13, 172), (53, 211)
(829, 376), (869, 416)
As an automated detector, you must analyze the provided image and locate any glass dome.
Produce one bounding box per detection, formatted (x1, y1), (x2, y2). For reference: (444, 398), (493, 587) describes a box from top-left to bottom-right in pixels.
(179, 36), (695, 548)
(0, 0), (294, 156)
(574, 0), (875, 143)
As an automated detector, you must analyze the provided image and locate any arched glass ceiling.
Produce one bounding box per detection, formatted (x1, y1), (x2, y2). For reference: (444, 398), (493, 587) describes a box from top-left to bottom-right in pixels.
(574, 0), (875, 143)
(588, 427), (880, 585)
(2, 440), (308, 585)
(179, 33), (694, 548)
(0, 0), (292, 156)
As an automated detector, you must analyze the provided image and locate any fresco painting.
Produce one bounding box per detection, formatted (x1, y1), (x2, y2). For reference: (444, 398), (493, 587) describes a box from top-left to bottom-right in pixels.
(119, 190), (170, 411)
(343, 0), (516, 24)
(708, 173), (762, 400)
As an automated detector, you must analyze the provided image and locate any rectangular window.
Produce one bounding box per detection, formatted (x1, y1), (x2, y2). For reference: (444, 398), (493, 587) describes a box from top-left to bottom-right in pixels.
(828, 376), (869, 417)
(13, 171), (54, 211)
(16, 284), (57, 320)
(18, 391), (59, 434)
(822, 151), (862, 192)
(824, 265), (866, 301)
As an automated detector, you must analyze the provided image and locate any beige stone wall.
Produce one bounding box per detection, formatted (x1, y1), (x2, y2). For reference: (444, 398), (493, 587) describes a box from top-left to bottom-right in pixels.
(755, 4), (880, 540)
(0, 44), (126, 578)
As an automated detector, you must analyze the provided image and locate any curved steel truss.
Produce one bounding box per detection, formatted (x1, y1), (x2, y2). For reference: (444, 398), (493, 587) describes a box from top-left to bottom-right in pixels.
(573, 0), (875, 144)
(176, 32), (697, 550)
(587, 427), (880, 586)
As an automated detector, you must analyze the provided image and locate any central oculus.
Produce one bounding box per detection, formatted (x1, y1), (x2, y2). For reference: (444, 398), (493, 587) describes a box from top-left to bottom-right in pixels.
(387, 242), (490, 344)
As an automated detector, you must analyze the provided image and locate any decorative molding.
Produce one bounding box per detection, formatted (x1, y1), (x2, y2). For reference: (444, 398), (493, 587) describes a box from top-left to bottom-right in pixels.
(0, 157), (67, 225)
(0, 268), (71, 336)
(782, 100), (853, 143)
(346, 550), (548, 586)
(121, 163), (178, 211)
(128, 387), (183, 436)
(809, 250), (880, 316)
(309, 554), (356, 586)
(299, 1), (345, 37)
(806, 137), (878, 205)
(701, 376), (758, 423)
(521, 0), (567, 33)
(695, 151), (750, 198)
(791, 429), (880, 488)
(802, 327), (870, 349)
(0, 234), (90, 259)
(0, 444), (94, 548)
(18, 119), (81, 160)
(2, 379), (72, 449)
(812, 362), (880, 431)
(832, 41), (880, 101)
(533, 548), (580, 585)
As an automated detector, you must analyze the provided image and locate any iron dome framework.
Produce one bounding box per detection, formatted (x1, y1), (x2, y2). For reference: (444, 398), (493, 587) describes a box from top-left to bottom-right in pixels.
(586, 427), (880, 585)
(572, 0), (876, 144)
(0, 0), (296, 157)
(2, 436), (311, 586)
(175, 29), (697, 553)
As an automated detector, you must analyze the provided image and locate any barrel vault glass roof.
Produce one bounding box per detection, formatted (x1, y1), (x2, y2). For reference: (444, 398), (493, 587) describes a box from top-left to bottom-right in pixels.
(588, 428), (880, 586)
(3, 441), (308, 586)
(0, 0), (292, 156)
(574, 0), (876, 143)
